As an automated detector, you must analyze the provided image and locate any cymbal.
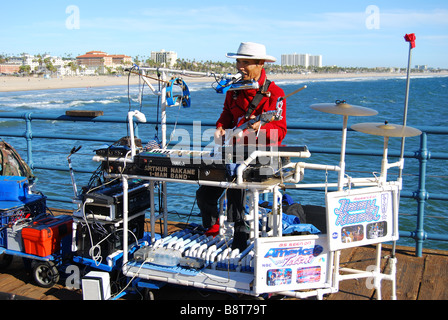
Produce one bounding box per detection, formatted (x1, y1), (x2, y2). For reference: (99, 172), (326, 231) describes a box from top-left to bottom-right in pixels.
(310, 100), (378, 117)
(351, 122), (422, 137)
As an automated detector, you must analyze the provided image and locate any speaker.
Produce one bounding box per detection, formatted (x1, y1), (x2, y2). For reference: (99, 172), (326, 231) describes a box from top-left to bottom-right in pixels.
(82, 271), (111, 300)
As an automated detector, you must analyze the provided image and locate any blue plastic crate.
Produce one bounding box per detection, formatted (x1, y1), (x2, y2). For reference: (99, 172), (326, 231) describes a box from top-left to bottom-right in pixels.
(0, 194), (47, 228)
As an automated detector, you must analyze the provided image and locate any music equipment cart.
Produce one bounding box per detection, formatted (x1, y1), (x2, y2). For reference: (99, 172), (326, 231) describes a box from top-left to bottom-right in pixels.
(83, 68), (422, 300)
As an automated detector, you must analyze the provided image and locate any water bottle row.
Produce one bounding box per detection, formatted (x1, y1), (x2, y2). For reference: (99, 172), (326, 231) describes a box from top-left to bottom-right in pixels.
(135, 229), (255, 272)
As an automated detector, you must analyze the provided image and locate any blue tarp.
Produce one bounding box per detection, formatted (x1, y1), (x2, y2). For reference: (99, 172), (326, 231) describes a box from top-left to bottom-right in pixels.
(224, 193), (322, 235)
(259, 194), (321, 235)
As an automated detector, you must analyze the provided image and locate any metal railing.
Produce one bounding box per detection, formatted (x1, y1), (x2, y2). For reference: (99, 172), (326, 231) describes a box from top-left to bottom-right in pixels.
(0, 111), (446, 257)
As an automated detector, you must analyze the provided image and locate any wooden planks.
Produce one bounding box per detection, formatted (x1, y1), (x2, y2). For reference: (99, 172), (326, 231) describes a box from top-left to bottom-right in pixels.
(418, 254), (448, 300)
(326, 244), (448, 300)
(0, 209), (447, 300)
(332, 246), (381, 300)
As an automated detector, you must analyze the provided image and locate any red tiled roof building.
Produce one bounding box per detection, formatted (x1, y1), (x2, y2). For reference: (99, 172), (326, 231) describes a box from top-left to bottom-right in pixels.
(76, 51), (132, 68)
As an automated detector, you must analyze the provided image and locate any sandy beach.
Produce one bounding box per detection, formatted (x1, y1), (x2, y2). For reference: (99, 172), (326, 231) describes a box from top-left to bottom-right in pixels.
(1, 71), (447, 92)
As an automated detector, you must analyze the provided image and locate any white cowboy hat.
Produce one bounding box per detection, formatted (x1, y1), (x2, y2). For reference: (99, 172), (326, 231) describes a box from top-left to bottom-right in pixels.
(226, 42), (277, 63)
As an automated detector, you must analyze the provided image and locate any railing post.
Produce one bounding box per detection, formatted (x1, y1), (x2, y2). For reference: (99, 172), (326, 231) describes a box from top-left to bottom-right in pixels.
(23, 112), (34, 171)
(414, 132), (430, 257)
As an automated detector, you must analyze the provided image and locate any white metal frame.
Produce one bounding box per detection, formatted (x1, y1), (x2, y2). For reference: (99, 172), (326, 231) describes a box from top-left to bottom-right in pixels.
(90, 68), (401, 300)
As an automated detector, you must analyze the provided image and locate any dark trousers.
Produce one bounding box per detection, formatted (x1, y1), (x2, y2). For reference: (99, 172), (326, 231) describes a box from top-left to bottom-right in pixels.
(196, 185), (248, 235)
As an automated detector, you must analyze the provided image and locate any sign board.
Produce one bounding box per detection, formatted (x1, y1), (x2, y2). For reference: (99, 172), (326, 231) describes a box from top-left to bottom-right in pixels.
(326, 185), (399, 251)
(254, 235), (332, 294)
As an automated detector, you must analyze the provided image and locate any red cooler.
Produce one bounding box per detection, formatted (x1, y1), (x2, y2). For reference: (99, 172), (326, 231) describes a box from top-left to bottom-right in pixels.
(22, 215), (73, 257)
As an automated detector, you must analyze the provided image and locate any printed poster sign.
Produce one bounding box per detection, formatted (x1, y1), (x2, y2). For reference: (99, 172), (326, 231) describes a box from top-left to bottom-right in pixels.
(326, 185), (399, 251)
(254, 235), (332, 294)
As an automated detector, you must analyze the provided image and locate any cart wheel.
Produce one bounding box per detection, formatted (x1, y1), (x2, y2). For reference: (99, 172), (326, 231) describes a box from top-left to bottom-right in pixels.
(31, 261), (60, 288)
(0, 254), (13, 269)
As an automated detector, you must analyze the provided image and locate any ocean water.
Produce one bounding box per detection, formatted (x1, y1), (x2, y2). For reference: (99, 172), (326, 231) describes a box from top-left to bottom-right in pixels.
(0, 74), (447, 250)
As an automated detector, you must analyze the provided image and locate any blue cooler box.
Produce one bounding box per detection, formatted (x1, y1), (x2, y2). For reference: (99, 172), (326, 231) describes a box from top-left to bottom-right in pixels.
(0, 176), (29, 201)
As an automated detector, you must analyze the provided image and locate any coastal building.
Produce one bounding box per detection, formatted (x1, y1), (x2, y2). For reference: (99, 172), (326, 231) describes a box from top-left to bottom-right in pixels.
(0, 54), (33, 74)
(76, 51), (132, 74)
(415, 65), (428, 71)
(0, 64), (21, 74)
(22, 54), (40, 73)
(1, 51), (132, 76)
(281, 53), (323, 68)
(77, 51), (113, 68)
(308, 55), (323, 68)
(110, 55), (133, 65)
(150, 49), (177, 67)
(3, 53), (78, 76)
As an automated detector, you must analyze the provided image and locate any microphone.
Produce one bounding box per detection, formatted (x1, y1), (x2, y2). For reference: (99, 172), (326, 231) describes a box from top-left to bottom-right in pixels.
(225, 72), (243, 86)
(215, 72), (244, 94)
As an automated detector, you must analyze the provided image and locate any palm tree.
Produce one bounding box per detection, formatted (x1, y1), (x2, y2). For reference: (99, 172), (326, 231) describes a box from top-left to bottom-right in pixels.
(19, 65), (31, 75)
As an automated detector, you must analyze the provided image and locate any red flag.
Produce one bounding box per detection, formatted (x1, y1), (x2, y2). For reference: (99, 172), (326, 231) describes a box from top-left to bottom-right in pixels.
(404, 33), (416, 48)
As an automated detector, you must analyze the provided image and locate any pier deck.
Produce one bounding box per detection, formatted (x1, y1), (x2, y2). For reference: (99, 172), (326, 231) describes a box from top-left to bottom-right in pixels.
(0, 212), (446, 300)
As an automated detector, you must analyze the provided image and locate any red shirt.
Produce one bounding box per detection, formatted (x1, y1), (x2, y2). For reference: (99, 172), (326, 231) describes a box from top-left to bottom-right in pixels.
(216, 69), (287, 145)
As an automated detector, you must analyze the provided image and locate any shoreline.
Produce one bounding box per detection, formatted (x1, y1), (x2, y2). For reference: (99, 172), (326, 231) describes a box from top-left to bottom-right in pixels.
(1, 71), (447, 93)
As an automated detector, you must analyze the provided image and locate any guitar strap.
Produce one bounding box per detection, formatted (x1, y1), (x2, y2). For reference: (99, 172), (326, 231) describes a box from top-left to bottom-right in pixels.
(244, 79), (271, 120)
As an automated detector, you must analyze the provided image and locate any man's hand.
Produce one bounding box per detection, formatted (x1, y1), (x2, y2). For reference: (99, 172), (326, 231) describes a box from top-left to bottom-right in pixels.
(214, 127), (226, 144)
(247, 115), (261, 132)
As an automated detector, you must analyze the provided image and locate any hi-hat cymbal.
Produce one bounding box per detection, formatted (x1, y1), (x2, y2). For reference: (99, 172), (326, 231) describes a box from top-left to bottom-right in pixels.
(351, 122), (422, 137)
(310, 100), (378, 117)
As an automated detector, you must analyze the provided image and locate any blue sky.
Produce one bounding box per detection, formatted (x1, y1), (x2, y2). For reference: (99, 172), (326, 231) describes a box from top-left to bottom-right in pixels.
(1, 0), (447, 68)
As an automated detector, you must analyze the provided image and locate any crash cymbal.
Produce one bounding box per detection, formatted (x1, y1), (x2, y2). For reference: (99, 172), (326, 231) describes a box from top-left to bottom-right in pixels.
(351, 121), (422, 137)
(310, 100), (378, 117)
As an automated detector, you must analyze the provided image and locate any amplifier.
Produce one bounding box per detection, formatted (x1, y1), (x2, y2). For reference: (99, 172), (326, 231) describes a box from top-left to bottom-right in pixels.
(95, 136), (143, 158)
(75, 180), (151, 221)
(74, 212), (145, 262)
(95, 145), (131, 158)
